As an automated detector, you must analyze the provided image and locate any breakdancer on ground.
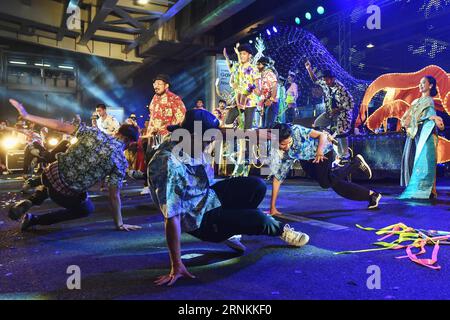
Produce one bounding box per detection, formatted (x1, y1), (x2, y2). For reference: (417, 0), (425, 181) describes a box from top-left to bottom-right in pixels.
(7, 99), (142, 232)
(268, 123), (382, 216)
(147, 109), (310, 286)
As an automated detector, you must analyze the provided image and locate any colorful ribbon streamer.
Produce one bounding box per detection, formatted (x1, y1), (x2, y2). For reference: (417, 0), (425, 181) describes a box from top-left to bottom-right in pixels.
(335, 223), (450, 270)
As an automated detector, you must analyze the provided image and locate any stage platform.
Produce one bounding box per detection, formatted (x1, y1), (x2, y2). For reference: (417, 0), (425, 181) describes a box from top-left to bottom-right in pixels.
(1, 175), (450, 300)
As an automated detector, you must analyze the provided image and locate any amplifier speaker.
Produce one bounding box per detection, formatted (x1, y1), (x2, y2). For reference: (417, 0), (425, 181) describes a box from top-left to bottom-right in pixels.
(6, 150), (25, 172)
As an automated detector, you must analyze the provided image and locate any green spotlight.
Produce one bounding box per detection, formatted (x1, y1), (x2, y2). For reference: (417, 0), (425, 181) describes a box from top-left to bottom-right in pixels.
(305, 12), (312, 20)
(317, 6), (325, 15)
(295, 17), (301, 25)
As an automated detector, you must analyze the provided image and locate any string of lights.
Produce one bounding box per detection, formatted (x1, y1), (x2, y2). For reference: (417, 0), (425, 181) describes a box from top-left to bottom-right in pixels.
(258, 25), (370, 106)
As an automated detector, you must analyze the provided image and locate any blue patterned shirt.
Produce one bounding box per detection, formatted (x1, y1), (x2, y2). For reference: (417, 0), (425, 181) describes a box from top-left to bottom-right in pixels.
(147, 139), (221, 232)
(57, 123), (128, 192)
(270, 125), (333, 182)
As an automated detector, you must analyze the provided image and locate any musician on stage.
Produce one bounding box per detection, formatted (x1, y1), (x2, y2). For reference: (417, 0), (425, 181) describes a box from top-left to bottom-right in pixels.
(140, 74), (186, 195)
(257, 57), (279, 129)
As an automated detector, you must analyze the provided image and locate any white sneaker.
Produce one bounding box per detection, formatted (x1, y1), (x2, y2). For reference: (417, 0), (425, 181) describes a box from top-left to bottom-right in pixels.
(140, 186), (150, 195)
(224, 235), (246, 253)
(280, 224), (310, 247)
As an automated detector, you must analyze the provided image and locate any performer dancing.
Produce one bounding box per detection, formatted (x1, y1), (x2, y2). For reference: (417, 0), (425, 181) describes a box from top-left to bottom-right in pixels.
(148, 109), (310, 286)
(285, 72), (298, 123)
(7, 99), (141, 232)
(224, 44), (261, 130)
(268, 123), (382, 216)
(1, 124), (46, 177)
(399, 76), (445, 199)
(140, 74), (186, 195)
(305, 60), (354, 165)
(257, 57), (279, 128)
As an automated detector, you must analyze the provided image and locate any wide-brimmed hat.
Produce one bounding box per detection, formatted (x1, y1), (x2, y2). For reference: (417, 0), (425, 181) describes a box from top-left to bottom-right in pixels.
(153, 74), (171, 86)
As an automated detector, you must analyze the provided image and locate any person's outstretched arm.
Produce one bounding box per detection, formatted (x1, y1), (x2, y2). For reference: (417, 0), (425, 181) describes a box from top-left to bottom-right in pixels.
(270, 177), (283, 215)
(108, 185), (141, 231)
(310, 129), (329, 163)
(155, 215), (195, 286)
(305, 60), (317, 82)
(8, 99), (75, 135)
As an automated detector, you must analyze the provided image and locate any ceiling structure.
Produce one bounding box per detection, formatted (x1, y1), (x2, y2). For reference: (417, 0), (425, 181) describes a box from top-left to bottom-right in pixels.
(1, 0), (448, 81)
(0, 0), (262, 64)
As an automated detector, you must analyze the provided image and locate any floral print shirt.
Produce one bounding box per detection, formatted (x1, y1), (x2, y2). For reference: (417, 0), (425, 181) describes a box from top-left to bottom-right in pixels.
(270, 125), (333, 182)
(260, 69), (278, 101)
(57, 123), (128, 192)
(147, 138), (221, 232)
(230, 63), (261, 107)
(148, 90), (186, 136)
(315, 79), (354, 134)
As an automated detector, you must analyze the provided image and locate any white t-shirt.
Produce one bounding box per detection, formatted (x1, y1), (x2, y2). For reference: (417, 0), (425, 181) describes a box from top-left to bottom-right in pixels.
(97, 114), (120, 135)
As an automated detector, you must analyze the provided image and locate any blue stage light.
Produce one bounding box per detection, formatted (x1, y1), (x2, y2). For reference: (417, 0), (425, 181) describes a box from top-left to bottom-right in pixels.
(249, 40), (253, 44)
(266, 29), (271, 36)
(295, 17), (301, 25)
(273, 26), (278, 33)
(317, 6), (325, 15)
(305, 12), (312, 20)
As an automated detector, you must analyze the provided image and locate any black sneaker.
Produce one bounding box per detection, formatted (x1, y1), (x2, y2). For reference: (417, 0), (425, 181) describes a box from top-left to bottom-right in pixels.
(368, 192), (382, 209)
(8, 199), (33, 221)
(20, 213), (36, 232)
(353, 154), (372, 179)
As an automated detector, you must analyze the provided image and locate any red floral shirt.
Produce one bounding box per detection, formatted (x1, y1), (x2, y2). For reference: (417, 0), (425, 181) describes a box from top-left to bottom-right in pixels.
(148, 90), (186, 136)
(260, 69), (278, 101)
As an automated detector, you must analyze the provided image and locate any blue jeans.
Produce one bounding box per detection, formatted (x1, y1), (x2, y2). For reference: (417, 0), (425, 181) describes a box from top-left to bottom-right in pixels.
(225, 107), (257, 129)
(285, 106), (296, 123)
(263, 102), (279, 128)
(27, 174), (94, 226)
(189, 177), (284, 242)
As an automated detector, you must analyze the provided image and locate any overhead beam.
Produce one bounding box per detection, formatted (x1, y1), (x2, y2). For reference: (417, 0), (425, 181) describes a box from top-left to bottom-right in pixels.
(99, 24), (142, 34)
(0, 28), (143, 63)
(112, 6), (145, 29)
(123, 0), (193, 54)
(115, 5), (165, 15)
(105, 15), (160, 24)
(78, 0), (119, 45)
(0, 11), (79, 39)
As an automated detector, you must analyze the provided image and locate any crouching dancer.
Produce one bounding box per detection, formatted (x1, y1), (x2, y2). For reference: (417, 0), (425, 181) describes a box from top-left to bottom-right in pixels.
(268, 123), (382, 216)
(147, 109), (310, 286)
(7, 99), (141, 232)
